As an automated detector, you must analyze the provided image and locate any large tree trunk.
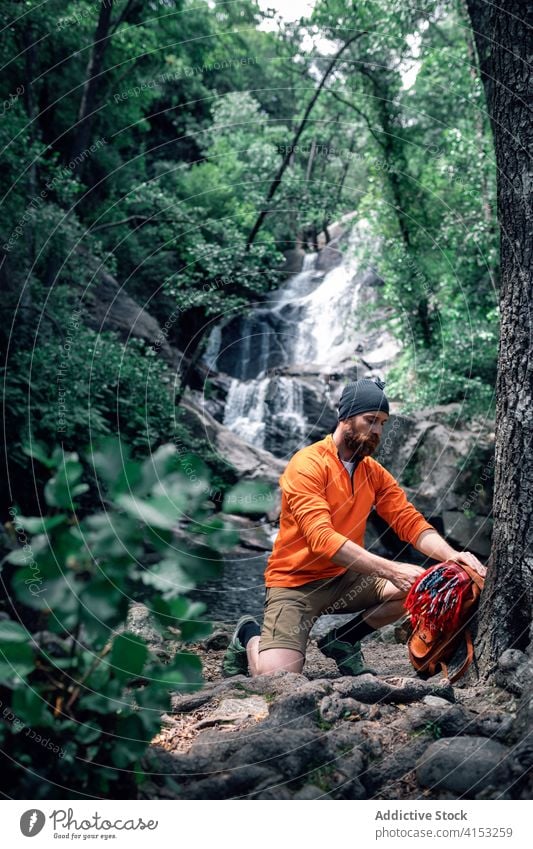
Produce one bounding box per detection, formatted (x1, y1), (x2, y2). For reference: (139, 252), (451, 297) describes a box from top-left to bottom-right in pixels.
(465, 0), (533, 675)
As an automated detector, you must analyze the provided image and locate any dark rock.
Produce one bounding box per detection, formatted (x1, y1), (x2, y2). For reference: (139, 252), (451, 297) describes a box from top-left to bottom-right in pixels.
(127, 602), (165, 648)
(178, 765), (281, 799)
(263, 679), (332, 728)
(332, 674), (454, 704)
(332, 675), (392, 703)
(329, 753), (367, 799)
(251, 786), (293, 800)
(293, 784), (328, 800)
(442, 510), (492, 558)
(228, 727), (327, 780)
(202, 630), (230, 650)
(475, 711), (514, 741)
(326, 721), (384, 760)
(495, 649), (530, 697)
(319, 694), (372, 723)
(402, 703), (476, 737)
(315, 240), (343, 273)
(416, 737), (513, 796)
(365, 738), (430, 794)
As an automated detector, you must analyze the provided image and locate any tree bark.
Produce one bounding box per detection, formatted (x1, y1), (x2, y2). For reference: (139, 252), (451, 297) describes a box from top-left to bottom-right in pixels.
(465, 0), (533, 675)
(69, 0), (114, 175)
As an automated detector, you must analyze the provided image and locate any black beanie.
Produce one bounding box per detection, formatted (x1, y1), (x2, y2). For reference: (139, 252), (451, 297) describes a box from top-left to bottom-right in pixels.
(338, 378), (389, 421)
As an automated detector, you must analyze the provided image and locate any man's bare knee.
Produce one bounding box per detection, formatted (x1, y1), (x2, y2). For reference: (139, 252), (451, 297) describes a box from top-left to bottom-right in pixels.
(255, 648), (304, 676)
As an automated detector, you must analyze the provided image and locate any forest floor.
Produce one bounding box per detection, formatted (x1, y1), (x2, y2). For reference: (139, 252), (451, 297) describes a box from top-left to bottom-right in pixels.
(130, 607), (529, 801)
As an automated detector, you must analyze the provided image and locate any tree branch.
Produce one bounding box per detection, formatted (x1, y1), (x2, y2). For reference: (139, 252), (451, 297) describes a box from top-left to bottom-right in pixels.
(245, 30), (368, 250)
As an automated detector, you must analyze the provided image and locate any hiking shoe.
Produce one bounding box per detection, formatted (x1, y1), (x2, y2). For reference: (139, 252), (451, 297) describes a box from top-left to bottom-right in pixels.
(222, 615), (259, 678)
(317, 634), (374, 676)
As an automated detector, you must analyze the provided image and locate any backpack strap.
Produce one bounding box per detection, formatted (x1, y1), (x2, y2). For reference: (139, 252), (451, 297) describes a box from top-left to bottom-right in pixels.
(458, 561), (485, 591)
(440, 629), (475, 684)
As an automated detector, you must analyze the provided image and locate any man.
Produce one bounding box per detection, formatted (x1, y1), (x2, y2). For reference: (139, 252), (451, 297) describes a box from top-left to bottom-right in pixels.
(223, 378), (487, 678)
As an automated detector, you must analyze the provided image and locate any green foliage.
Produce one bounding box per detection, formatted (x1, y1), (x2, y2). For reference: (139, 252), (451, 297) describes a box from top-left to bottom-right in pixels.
(0, 438), (252, 798)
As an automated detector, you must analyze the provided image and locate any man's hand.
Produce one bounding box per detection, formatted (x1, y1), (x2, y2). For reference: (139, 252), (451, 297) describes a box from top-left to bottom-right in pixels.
(385, 562), (426, 593)
(448, 549), (487, 578)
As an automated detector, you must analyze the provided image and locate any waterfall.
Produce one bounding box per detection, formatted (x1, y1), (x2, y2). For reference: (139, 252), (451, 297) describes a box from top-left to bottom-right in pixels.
(205, 221), (400, 457)
(223, 377), (269, 446)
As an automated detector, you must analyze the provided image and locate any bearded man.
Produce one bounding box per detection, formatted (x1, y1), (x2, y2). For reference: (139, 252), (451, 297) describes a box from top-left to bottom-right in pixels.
(223, 378), (486, 678)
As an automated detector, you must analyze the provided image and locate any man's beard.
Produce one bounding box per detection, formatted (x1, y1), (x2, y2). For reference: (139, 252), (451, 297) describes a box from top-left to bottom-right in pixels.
(343, 430), (379, 460)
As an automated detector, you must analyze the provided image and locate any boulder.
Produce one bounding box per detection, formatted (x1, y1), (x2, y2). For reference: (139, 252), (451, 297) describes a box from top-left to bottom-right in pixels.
(416, 737), (513, 796)
(365, 738), (430, 794)
(179, 394), (285, 489)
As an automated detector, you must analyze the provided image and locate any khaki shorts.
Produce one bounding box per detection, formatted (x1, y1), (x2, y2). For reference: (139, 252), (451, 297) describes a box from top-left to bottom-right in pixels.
(260, 570), (389, 655)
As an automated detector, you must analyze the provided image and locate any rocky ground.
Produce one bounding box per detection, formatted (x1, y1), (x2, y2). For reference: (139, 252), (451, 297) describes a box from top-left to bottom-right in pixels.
(128, 606), (532, 801)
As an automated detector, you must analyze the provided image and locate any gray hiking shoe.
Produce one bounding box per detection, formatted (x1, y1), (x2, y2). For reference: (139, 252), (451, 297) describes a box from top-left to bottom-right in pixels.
(222, 615), (260, 677)
(317, 633), (375, 676)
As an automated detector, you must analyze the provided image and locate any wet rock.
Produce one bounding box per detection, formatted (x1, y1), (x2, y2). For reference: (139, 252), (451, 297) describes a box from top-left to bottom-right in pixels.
(416, 737), (513, 796)
(179, 395), (285, 487)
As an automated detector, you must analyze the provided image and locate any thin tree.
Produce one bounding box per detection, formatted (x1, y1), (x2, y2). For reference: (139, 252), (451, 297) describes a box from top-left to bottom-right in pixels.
(245, 31), (366, 250)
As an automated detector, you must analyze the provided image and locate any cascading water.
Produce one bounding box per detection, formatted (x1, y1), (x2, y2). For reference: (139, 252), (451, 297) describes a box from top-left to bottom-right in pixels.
(204, 221), (400, 458)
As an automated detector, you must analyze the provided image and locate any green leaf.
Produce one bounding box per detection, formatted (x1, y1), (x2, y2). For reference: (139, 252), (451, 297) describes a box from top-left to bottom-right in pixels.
(138, 444), (178, 495)
(12, 687), (53, 727)
(110, 632), (148, 682)
(0, 621), (29, 642)
(222, 480), (275, 516)
(179, 545), (223, 582)
(44, 454), (86, 508)
(11, 514), (67, 534)
(80, 581), (127, 629)
(136, 559), (195, 598)
(115, 494), (179, 529)
(0, 640), (34, 680)
(22, 441), (57, 469)
(89, 437), (141, 496)
(75, 723), (102, 745)
(151, 652), (203, 690)
(179, 620), (212, 642)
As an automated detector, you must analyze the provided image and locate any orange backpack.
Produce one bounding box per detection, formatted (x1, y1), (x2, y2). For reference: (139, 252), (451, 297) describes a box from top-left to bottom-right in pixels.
(404, 560), (485, 684)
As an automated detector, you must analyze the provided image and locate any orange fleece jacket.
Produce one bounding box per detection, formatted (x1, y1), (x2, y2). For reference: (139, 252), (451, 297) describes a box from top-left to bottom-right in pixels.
(265, 433), (435, 587)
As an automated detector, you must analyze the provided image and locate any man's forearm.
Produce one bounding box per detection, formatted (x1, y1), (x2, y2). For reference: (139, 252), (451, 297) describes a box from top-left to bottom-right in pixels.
(414, 529), (456, 561)
(331, 538), (398, 581)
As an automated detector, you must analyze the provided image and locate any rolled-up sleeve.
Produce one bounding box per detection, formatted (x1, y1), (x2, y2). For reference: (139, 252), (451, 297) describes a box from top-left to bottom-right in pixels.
(280, 460), (348, 560)
(374, 465), (435, 545)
